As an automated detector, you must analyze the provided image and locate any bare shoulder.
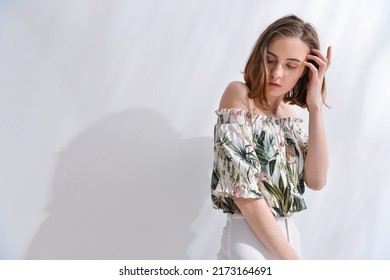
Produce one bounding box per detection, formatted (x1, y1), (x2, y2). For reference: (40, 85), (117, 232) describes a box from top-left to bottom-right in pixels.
(282, 102), (300, 118)
(218, 81), (251, 111)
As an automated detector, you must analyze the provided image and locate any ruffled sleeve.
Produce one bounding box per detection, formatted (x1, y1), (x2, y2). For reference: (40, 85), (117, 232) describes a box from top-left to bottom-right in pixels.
(211, 108), (264, 213)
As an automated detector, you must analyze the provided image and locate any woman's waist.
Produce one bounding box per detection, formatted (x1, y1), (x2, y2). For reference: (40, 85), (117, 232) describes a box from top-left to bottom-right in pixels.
(226, 212), (294, 221)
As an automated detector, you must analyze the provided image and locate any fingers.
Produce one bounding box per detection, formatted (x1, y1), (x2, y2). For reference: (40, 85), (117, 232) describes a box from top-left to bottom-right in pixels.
(310, 48), (328, 61)
(303, 60), (318, 77)
(306, 46), (332, 73)
(307, 52), (327, 68)
(326, 46), (332, 68)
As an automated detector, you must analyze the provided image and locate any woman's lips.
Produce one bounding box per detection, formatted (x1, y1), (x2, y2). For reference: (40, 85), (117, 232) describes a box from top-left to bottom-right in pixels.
(269, 82), (281, 88)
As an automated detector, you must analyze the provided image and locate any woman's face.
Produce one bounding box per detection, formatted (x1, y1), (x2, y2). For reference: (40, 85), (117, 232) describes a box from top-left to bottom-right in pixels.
(266, 36), (309, 97)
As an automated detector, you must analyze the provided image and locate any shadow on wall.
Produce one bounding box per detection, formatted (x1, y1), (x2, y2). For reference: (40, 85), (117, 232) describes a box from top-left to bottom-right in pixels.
(26, 108), (213, 259)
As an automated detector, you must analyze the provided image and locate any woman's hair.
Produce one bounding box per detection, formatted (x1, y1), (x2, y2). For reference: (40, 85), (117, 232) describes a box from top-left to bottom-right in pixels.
(243, 14), (326, 109)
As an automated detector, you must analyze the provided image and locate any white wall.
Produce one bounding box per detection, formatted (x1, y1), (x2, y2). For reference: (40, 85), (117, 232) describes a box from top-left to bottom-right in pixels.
(1, 0), (389, 259)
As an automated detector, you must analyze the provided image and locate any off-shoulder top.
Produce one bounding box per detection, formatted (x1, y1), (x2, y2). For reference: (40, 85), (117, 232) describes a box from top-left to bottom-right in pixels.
(211, 108), (309, 217)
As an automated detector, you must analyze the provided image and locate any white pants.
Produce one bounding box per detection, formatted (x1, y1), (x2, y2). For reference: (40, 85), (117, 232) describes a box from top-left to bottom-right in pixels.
(217, 213), (302, 260)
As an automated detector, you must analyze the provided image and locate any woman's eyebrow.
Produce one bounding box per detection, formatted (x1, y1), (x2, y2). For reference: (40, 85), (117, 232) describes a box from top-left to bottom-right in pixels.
(267, 51), (302, 63)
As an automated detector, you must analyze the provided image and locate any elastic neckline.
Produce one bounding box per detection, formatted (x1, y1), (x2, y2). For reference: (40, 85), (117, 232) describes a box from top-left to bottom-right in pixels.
(216, 108), (303, 122)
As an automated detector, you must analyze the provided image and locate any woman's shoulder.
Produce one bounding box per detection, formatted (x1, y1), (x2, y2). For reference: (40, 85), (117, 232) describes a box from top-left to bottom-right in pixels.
(281, 102), (300, 118)
(218, 81), (252, 111)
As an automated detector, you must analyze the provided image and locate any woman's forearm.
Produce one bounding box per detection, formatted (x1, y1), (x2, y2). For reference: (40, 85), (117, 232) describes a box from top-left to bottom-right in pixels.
(304, 108), (328, 190)
(234, 197), (300, 260)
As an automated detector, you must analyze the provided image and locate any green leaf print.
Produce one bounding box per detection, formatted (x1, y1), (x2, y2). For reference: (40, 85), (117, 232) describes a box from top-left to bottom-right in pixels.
(298, 172), (305, 194)
(292, 194), (306, 212)
(285, 137), (296, 146)
(269, 159), (276, 176)
(215, 130), (229, 147)
(211, 165), (220, 191)
(285, 163), (297, 187)
(278, 175), (285, 195)
(263, 180), (282, 201)
(212, 194), (240, 214)
(253, 130), (278, 170)
(272, 207), (285, 217)
(282, 186), (292, 213)
(229, 141), (258, 169)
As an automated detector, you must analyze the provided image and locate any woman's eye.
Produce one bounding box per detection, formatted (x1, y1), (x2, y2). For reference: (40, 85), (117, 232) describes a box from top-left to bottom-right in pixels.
(267, 60), (276, 64)
(286, 65), (297, 69)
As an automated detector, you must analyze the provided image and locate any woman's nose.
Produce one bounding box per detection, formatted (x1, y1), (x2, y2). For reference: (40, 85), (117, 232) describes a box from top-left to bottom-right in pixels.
(271, 64), (283, 79)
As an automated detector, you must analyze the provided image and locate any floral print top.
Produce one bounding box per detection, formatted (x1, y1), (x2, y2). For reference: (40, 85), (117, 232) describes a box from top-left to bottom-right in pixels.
(211, 108), (309, 217)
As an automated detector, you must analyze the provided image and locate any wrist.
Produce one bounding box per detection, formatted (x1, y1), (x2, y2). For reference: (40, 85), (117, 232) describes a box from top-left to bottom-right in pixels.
(307, 104), (323, 114)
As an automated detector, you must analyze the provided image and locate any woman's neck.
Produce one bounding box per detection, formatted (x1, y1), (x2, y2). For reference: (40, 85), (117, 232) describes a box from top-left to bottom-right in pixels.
(256, 96), (285, 118)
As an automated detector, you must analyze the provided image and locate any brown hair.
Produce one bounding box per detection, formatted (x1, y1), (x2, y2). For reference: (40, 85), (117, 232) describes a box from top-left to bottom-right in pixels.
(243, 14), (326, 109)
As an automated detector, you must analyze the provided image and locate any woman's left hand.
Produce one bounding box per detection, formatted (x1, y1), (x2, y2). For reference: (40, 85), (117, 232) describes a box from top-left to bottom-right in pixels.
(304, 46), (332, 111)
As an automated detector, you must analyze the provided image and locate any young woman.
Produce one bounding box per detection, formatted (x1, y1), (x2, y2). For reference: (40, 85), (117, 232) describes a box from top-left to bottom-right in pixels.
(211, 15), (331, 260)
